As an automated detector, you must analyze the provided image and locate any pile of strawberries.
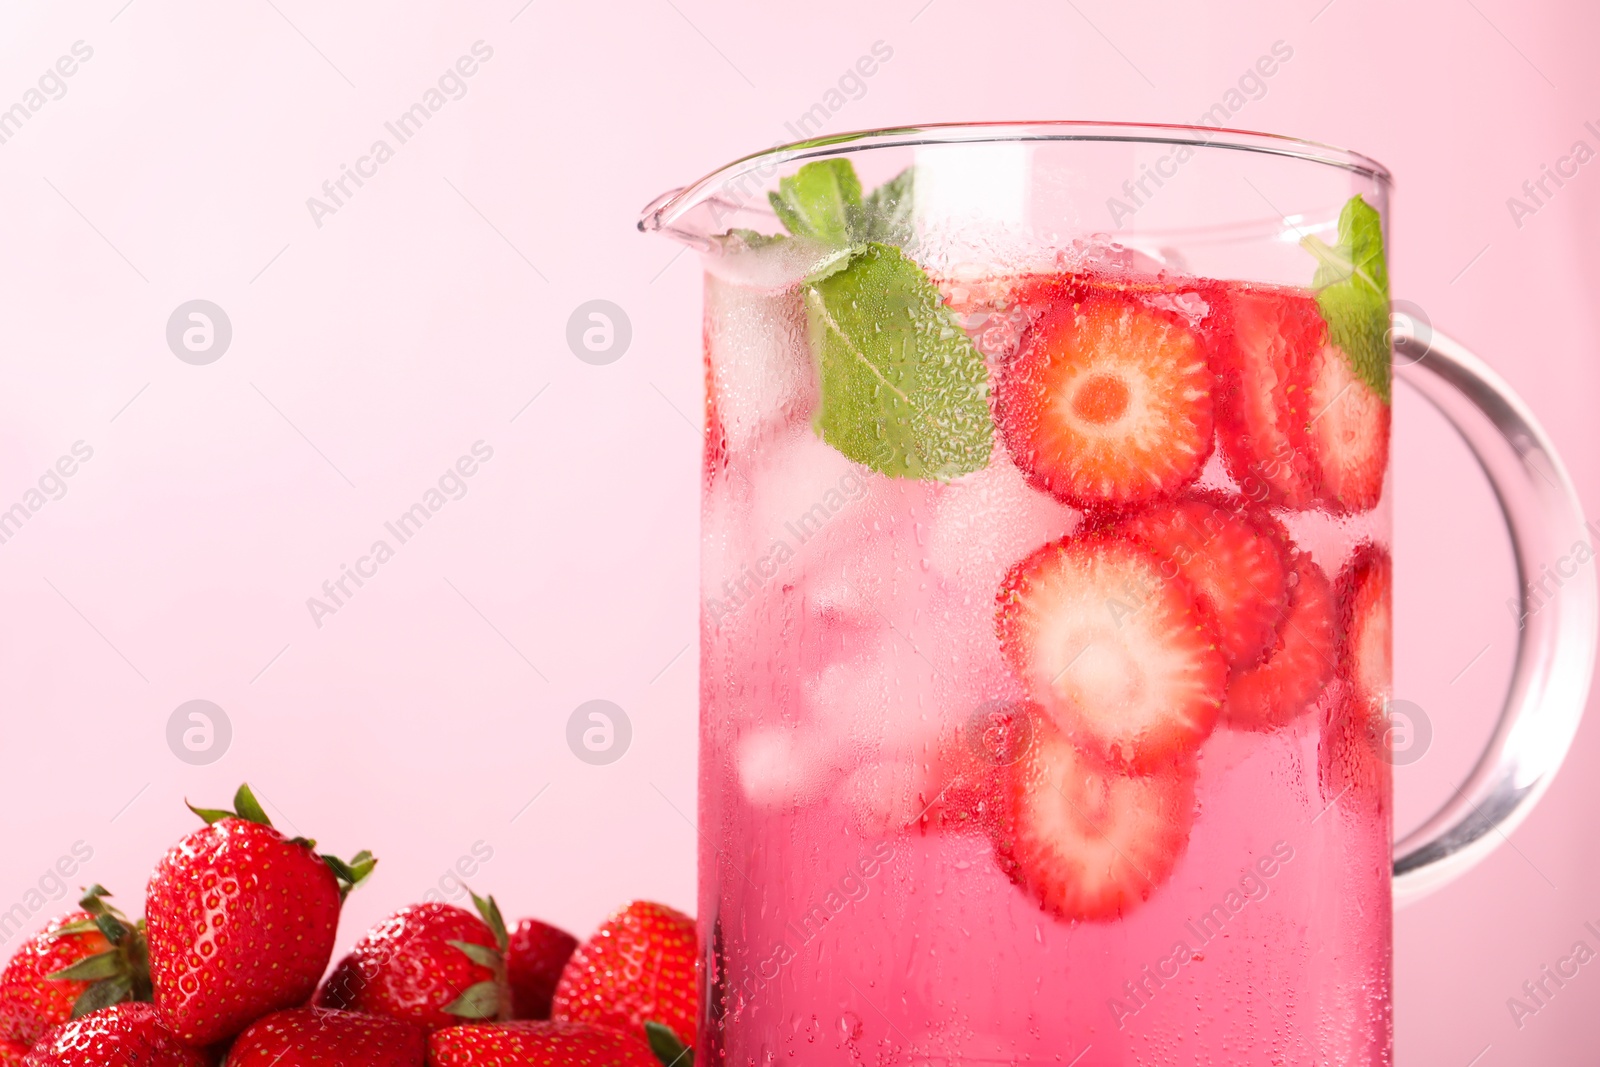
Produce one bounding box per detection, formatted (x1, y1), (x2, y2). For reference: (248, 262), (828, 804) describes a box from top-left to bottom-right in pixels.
(0, 787), (698, 1067)
(933, 270), (1395, 921)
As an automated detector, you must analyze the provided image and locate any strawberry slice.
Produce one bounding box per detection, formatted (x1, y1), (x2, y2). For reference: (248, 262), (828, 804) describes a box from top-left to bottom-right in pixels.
(1109, 496), (1289, 673)
(997, 286), (1215, 509)
(1339, 543), (1393, 714)
(1212, 284), (1323, 509)
(994, 714), (1196, 921)
(1213, 282), (1391, 513)
(996, 535), (1226, 771)
(1223, 551), (1337, 730)
(1320, 544), (1394, 808)
(1304, 342), (1390, 513)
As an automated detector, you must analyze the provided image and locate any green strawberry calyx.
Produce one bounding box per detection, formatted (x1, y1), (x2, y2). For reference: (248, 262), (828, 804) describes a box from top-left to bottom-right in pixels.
(443, 889), (512, 1022)
(645, 1021), (695, 1067)
(46, 885), (153, 1018)
(187, 783), (378, 899)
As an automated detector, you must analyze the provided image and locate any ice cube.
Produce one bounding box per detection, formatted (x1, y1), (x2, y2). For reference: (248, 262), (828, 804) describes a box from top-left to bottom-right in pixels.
(736, 724), (837, 809)
(704, 275), (816, 459)
(838, 753), (944, 838)
(927, 452), (1080, 596)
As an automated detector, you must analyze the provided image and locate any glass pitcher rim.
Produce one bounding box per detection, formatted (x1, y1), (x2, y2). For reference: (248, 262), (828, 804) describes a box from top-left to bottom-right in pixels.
(637, 119), (1393, 237)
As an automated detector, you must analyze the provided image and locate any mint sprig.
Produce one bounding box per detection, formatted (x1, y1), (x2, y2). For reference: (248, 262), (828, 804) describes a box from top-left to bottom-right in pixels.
(1300, 195), (1392, 403)
(766, 160), (990, 480)
(768, 159), (863, 245)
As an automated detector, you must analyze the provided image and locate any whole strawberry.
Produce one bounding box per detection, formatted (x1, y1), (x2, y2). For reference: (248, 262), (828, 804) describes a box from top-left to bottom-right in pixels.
(316, 892), (508, 1031)
(225, 1006), (425, 1066)
(428, 1020), (659, 1067)
(551, 902), (697, 1046)
(145, 785), (375, 1046)
(0, 887), (149, 1049)
(507, 919), (577, 1020)
(22, 1003), (209, 1067)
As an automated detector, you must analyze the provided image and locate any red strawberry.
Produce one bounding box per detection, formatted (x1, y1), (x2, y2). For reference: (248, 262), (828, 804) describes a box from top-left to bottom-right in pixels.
(22, 1003), (208, 1067)
(1109, 496), (1290, 673)
(997, 285), (1215, 509)
(1320, 544), (1394, 808)
(996, 535), (1226, 772)
(507, 920), (578, 1021)
(1223, 551), (1338, 730)
(145, 785), (375, 1047)
(1, 1039), (29, 1066)
(551, 902), (697, 1047)
(994, 713), (1196, 921)
(224, 1007), (426, 1066)
(428, 1020), (659, 1067)
(0, 888), (150, 1049)
(1212, 283), (1323, 509)
(318, 894), (510, 1031)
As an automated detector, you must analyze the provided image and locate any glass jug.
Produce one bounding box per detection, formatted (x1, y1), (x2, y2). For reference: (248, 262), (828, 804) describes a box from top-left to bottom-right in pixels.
(639, 122), (1597, 1066)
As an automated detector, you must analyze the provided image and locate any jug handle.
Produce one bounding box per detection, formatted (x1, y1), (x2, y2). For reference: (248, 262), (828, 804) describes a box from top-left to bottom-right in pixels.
(1390, 317), (1597, 905)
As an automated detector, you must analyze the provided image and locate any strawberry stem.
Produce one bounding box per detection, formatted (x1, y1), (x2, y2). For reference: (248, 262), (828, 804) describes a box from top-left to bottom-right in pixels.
(322, 850), (377, 899)
(441, 888), (512, 1021)
(43, 886), (152, 1016)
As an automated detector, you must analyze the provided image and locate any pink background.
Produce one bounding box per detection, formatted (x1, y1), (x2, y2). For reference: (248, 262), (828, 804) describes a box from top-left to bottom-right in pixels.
(0, 0), (1595, 1061)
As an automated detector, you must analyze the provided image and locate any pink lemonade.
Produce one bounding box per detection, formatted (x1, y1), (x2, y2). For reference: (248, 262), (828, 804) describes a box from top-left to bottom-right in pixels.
(697, 238), (1395, 1066)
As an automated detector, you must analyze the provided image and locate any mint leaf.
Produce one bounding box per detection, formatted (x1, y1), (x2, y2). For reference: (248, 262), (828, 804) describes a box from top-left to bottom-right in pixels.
(768, 159), (862, 244)
(805, 243), (991, 479)
(766, 161), (914, 245)
(1301, 195), (1391, 403)
(725, 227), (787, 249)
(862, 168), (915, 243)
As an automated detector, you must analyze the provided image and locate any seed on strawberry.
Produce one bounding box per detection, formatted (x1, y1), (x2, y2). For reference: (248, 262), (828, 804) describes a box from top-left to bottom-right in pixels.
(145, 784), (375, 1047)
(994, 713), (1196, 921)
(996, 535), (1226, 771)
(997, 286), (1215, 509)
(22, 1003), (208, 1067)
(1212, 283), (1324, 509)
(551, 902), (697, 1047)
(318, 893), (510, 1031)
(508, 920), (578, 1021)
(1108, 496), (1290, 673)
(428, 1020), (659, 1067)
(0, 888), (150, 1050)
(0, 1038), (27, 1066)
(1320, 544), (1394, 809)
(224, 1007), (426, 1067)
(1223, 551), (1338, 730)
